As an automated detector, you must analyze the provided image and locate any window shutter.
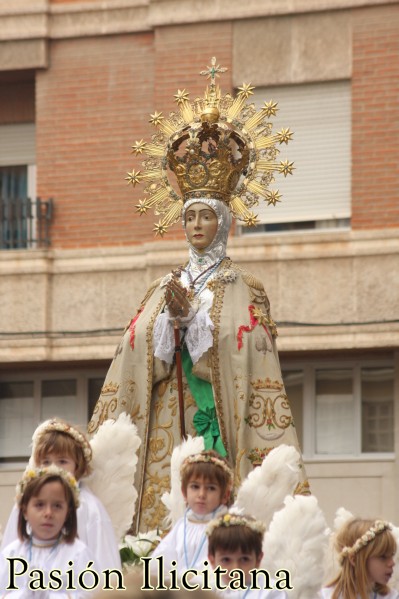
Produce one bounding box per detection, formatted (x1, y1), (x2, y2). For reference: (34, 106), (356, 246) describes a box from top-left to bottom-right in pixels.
(0, 123), (36, 166)
(250, 81), (351, 224)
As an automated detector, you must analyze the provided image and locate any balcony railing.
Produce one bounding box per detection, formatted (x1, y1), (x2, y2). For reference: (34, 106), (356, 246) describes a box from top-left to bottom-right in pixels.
(0, 197), (53, 249)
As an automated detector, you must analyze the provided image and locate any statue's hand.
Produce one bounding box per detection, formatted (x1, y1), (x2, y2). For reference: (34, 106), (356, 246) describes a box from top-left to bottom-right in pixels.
(165, 278), (191, 319)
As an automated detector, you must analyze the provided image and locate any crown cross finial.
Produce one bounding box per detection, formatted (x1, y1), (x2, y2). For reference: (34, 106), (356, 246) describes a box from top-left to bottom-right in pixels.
(200, 57), (227, 87)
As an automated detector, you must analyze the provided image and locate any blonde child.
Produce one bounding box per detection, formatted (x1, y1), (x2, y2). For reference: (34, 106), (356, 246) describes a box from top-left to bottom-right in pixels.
(322, 518), (399, 599)
(150, 450), (233, 576)
(1, 418), (121, 573)
(0, 466), (94, 596)
(206, 512), (289, 598)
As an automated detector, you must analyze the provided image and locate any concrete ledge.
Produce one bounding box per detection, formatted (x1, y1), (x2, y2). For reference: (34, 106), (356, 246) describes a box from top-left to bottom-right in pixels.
(0, 39), (48, 70)
(0, 0), (397, 42)
(1, 229), (399, 362)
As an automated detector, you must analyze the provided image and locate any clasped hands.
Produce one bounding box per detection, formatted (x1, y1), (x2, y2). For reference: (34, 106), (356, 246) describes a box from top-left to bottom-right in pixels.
(165, 277), (192, 320)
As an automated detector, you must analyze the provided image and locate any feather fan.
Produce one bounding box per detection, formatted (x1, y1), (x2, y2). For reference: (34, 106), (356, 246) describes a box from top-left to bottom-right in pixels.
(262, 494), (329, 599)
(161, 435), (205, 528)
(87, 413), (141, 542)
(234, 444), (301, 529)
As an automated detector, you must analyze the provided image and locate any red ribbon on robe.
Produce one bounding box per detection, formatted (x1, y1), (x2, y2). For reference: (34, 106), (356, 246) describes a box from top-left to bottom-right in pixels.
(237, 304), (272, 350)
(129, 307), (144, 350)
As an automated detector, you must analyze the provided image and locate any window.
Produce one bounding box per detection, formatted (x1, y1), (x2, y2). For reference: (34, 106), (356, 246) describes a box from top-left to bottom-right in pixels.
(0, 369), (107, 463)
(0, 123), (51, 249)
(283, 361), (394, 458)
(242, 81), (351, 233)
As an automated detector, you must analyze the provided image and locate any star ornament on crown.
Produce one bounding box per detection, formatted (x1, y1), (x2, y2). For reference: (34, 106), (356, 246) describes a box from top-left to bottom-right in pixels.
(126, 57), (294, 235)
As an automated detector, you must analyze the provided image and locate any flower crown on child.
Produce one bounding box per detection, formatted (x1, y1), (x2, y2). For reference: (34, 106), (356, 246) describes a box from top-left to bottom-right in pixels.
(340, 520), (391, 561)
(206, 512), (266, 537)
(180, 452), (234, 481)
(16, 465), (80, 508)
(32, 418), (93, 466)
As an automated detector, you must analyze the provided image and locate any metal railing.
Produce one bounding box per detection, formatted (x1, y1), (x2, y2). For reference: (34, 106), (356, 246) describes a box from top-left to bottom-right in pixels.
(0, 197), (53, 249)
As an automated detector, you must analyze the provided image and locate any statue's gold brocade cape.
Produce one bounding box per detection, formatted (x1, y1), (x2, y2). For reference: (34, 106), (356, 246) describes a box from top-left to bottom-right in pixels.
(88, 258), (308, 532)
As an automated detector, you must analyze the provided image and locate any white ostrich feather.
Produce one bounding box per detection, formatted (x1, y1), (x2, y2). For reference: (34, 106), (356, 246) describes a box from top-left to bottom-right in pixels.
(234, 444), (301, 529)
(87, 413), (141, 542)
(323, 507), (354, 586)
(161, 435), (205, 528)
(334, 507), (354, 531)
(262, 494), (329, 599)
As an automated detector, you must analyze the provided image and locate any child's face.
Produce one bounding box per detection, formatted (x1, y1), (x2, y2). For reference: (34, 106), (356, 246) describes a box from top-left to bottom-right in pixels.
(23, 480), (69, 541)
(40, 452), (76, 476)
(183, 476), (227, 516)
(209, 548), (263, 584)
(367, 554), (395, 588)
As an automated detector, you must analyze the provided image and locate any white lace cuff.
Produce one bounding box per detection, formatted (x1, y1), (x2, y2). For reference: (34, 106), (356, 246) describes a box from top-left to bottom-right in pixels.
(153, 308), (214, 365)
(153, 313), (175, 364)
(185, 309), (214, 364)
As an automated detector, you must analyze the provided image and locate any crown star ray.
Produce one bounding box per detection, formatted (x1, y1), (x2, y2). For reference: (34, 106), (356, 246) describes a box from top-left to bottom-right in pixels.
(127, 57), (294, 235)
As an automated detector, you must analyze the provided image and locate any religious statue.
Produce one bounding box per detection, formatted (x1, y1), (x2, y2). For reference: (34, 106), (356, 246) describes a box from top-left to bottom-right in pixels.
(88, 58), (309, 532)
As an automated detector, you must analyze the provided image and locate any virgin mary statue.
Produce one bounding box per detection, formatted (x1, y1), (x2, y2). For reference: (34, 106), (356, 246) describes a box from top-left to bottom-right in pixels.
(88, 58), (309, 532)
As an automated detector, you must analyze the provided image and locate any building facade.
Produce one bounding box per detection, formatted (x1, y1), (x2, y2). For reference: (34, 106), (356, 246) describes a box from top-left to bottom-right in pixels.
(1, 0), (399, 529)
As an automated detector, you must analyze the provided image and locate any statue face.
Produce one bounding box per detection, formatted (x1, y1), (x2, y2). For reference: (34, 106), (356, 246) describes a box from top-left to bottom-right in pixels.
(185, 202), (218, 250)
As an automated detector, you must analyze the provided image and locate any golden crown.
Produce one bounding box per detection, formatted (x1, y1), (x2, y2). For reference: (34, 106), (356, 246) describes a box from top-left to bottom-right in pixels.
(126, 57), (294, 235)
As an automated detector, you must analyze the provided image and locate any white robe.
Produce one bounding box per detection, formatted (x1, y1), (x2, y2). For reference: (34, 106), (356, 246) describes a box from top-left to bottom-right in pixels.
(150, 505), (227, 577)
(0, 537), (94, 598)
(189, 569), (289, 599)
(0, 484), (121, 574)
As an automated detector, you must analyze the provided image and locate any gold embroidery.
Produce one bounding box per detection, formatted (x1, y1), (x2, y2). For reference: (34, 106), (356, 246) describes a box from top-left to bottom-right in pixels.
(87, 397), (118, 434)
(242, 271), (265, 291)
(251, 378), (284, 391)
(246, 392), (293, 432)
(134, 295), (165, 532)
(294, 479), (311, 496)
(209, 258), (230, 458)
(101, 382), (119, 395)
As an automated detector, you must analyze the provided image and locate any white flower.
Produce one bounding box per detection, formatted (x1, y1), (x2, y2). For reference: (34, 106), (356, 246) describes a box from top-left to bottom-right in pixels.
(122, 530), (161, 558)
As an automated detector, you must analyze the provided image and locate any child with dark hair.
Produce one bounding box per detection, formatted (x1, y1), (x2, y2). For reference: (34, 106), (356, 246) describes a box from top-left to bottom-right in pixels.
(151, 450), (233, 576)
(1, 418), (121, 573)
(0, 466), (93, 595)
(206, 512), (289, 598)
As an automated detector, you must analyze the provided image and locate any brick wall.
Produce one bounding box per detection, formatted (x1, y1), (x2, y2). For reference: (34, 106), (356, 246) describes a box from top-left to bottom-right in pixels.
(36, 33), (155, 248)
(352, 4), (399, 229)
(37, 23), (233, 248)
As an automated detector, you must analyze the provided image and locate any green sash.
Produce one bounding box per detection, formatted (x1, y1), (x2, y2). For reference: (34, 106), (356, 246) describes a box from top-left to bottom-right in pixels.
(181, 347), (226, 457)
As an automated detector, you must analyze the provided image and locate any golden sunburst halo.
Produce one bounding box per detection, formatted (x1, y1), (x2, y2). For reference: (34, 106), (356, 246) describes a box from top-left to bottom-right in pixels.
(149, 111), (164, 127)
(244, 213), (260, 227)
(135, 200), (149, 214)
(266, 190), (282, 206)
(237, 83), (255, 98)
(174, 89), (190, 104)
(263, 100), (279, 118)
(131, 140), (147, 155)
(125, 170), (142, 186)
(126, 58), (294, 236)
(279, 160), (295, 177)
(277, 128), (294, 144)
(153, 222), (168, 236)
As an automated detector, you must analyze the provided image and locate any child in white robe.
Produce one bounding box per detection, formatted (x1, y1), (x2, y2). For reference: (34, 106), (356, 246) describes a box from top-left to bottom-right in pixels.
(150, 450), (233, 578)
(0, 465), (96, 597)
(0, 418), (121, 573)
(321, 517), (399, 599)
(204, 512), (289, 599)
